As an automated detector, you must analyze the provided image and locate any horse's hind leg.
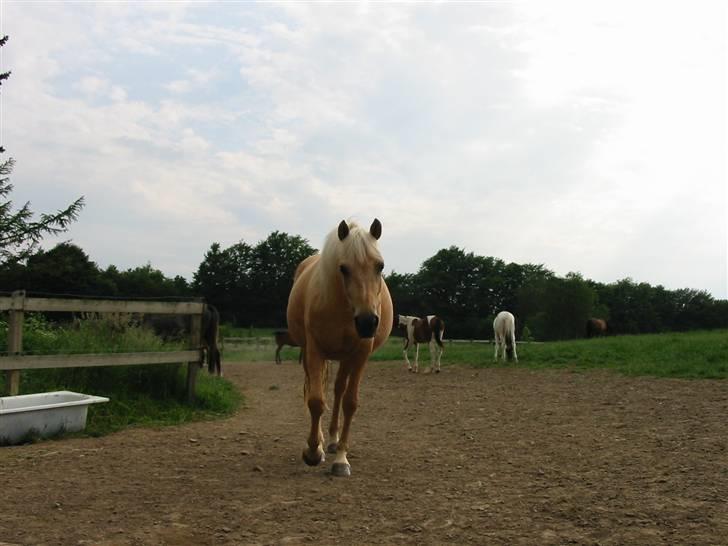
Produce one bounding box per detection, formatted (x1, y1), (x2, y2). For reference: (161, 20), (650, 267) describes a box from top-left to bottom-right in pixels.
(275, 344), (282, 365)
(331, 359), (365, 477)
(434, 342), (443, 373)
(327, 363), (350, 454)
(302, 349), (326, 467)
(413, 343), (420, 373)
(402, 339), (412, 371)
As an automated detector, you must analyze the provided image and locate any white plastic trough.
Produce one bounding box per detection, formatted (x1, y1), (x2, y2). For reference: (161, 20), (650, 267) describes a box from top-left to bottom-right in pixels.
(0, 391), (109, 446)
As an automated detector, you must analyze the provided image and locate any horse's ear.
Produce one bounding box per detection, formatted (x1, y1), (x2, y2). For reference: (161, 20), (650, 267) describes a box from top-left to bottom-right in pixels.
(338, 220), (350, 241)
(370, 218), (382, 240)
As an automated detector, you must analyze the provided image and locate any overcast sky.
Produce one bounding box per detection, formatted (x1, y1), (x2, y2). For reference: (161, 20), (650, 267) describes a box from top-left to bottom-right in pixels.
(1, 2), (726, 298)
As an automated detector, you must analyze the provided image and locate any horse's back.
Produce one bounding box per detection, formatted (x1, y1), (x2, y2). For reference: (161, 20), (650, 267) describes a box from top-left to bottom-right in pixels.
(494, 311), (515, 335)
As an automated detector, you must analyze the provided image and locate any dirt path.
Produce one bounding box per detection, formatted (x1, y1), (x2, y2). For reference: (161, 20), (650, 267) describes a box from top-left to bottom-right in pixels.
(1, 361), (726, 545)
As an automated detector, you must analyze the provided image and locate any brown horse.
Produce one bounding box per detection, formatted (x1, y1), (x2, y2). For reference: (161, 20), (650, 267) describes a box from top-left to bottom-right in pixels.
(202, 305), (222, 376)
(586, 318), (607, 338)
(273, 329), (301, 365)
(287, 219), (393, 477)
(397, 314), (445, 373)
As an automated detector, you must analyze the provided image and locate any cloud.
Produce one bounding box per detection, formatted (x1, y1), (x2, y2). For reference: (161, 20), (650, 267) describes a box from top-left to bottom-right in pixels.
(2, 2), (725, 297)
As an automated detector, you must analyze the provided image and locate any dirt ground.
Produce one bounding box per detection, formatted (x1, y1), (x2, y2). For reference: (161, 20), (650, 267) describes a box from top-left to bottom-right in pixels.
(1, 360), (726, 546)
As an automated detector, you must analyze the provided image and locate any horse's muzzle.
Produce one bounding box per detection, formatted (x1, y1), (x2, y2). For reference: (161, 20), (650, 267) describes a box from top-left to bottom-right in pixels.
(354, 313), (379, 338)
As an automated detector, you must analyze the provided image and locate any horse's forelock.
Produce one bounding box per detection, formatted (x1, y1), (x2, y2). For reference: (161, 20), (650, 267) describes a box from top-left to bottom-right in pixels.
(321, 221), (381, 271)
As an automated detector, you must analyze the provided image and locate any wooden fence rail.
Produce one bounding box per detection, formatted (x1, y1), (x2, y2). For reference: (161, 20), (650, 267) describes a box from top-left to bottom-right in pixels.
(1, 290), (206, 401)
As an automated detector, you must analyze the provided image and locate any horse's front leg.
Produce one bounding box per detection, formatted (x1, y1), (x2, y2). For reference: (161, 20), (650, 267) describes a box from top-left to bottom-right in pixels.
(413, 343), (420, 373)
(302, 347), (326, 467)
(331, 359), (366, 477)
(327, 363), (350, 454)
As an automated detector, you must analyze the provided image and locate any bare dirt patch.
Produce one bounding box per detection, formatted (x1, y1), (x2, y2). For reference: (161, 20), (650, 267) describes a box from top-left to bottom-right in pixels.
(1, 361), (726, 545)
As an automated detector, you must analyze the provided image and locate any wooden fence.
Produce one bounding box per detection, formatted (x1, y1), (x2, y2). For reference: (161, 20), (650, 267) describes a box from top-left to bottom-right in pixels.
(0, 290), (206, 401)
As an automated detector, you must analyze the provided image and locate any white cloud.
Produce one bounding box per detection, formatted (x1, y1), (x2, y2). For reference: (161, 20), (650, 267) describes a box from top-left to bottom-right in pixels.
(2, 1), (725, 297)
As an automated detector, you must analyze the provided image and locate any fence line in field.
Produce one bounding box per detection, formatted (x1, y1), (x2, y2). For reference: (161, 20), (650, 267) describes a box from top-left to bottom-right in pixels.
(1, 290), (207, 401)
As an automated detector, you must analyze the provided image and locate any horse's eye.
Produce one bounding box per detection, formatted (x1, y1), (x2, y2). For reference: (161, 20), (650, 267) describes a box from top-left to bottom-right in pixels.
(340, 264), (350, 276)
(375, 262), (384, 274)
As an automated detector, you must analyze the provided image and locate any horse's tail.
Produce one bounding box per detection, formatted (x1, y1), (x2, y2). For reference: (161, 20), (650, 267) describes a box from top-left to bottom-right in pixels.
(432, 317), (445, 349)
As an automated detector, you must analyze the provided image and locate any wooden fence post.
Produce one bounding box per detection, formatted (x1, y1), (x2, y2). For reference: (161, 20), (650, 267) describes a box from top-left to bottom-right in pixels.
(186, 308), (203, 403)
(4, 290), (25, 396)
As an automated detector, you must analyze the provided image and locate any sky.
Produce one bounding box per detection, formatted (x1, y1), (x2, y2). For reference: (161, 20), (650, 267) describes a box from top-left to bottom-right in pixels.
(1, 1), (726, 298)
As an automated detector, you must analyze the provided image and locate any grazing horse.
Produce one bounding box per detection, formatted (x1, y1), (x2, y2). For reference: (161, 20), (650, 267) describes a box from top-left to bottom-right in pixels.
(397, 314), (445, 373)
(287, 219), (393, 477)
(202, 305), (222, 376)
(273, 329), (301, 365)
(493, 311), (518, 362)
(586, 318), (607, 338)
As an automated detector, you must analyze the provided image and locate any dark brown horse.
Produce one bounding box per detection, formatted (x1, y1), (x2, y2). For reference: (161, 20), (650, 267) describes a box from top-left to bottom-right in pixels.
(397, 314), (445, 373)
(273, 329), (301, 365)
(202, 305), (222, 376)
(586, 318), (607, 338)
(143, 304), (222, 376)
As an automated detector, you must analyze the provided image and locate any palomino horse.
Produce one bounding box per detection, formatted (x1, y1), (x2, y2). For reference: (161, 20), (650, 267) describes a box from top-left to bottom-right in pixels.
(273, 329), (301, 365)
(287, 219), (393, 477)
(586, 318), (607, 338)
(398, 314), (445, 373)
(493, 311), (518, 362)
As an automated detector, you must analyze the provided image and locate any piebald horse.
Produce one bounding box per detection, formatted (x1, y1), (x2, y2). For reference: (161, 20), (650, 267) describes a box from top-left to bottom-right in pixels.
(398, 314), (445, 373)
(287, 219), (393, 477)
(493, 310), (518, 362)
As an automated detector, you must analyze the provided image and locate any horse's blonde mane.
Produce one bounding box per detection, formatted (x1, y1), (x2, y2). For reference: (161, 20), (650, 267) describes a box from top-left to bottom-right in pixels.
(315, 221), (383, 300)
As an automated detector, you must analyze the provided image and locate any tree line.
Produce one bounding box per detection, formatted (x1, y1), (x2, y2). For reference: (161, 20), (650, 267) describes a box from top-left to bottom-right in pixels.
(2, 236), (725, 341)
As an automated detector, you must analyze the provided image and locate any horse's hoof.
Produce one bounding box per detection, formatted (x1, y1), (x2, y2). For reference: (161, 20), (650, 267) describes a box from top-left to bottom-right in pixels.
(331, 462), (351, 477)
(302, 448), (325, 467)
(435, 369), (441, 374)
(326, 442), (338, 454)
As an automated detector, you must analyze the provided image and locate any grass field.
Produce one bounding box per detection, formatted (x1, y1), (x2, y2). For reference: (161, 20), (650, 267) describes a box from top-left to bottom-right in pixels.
(225, 329), (728, 380)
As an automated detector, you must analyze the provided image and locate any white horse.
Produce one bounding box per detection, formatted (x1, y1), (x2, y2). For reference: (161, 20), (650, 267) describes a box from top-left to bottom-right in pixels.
(493, 311), (518, 362)
(398, 314), (445, 373)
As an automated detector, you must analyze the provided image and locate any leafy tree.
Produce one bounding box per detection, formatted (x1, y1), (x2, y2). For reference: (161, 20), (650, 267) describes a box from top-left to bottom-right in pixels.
(193, 242), (241, 315)
(516, 273), (597, 340)
(0, 36), (84, 265)
(22, 243), (107, 296)
(248, 231), (315, 327)
(193, 232), (314, 326)
(102, 263), (192, 298)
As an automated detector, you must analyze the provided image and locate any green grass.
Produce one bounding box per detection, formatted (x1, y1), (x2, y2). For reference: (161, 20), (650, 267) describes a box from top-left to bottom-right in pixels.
(224, 329), (728, 380)
(1, 315), (244, 442)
